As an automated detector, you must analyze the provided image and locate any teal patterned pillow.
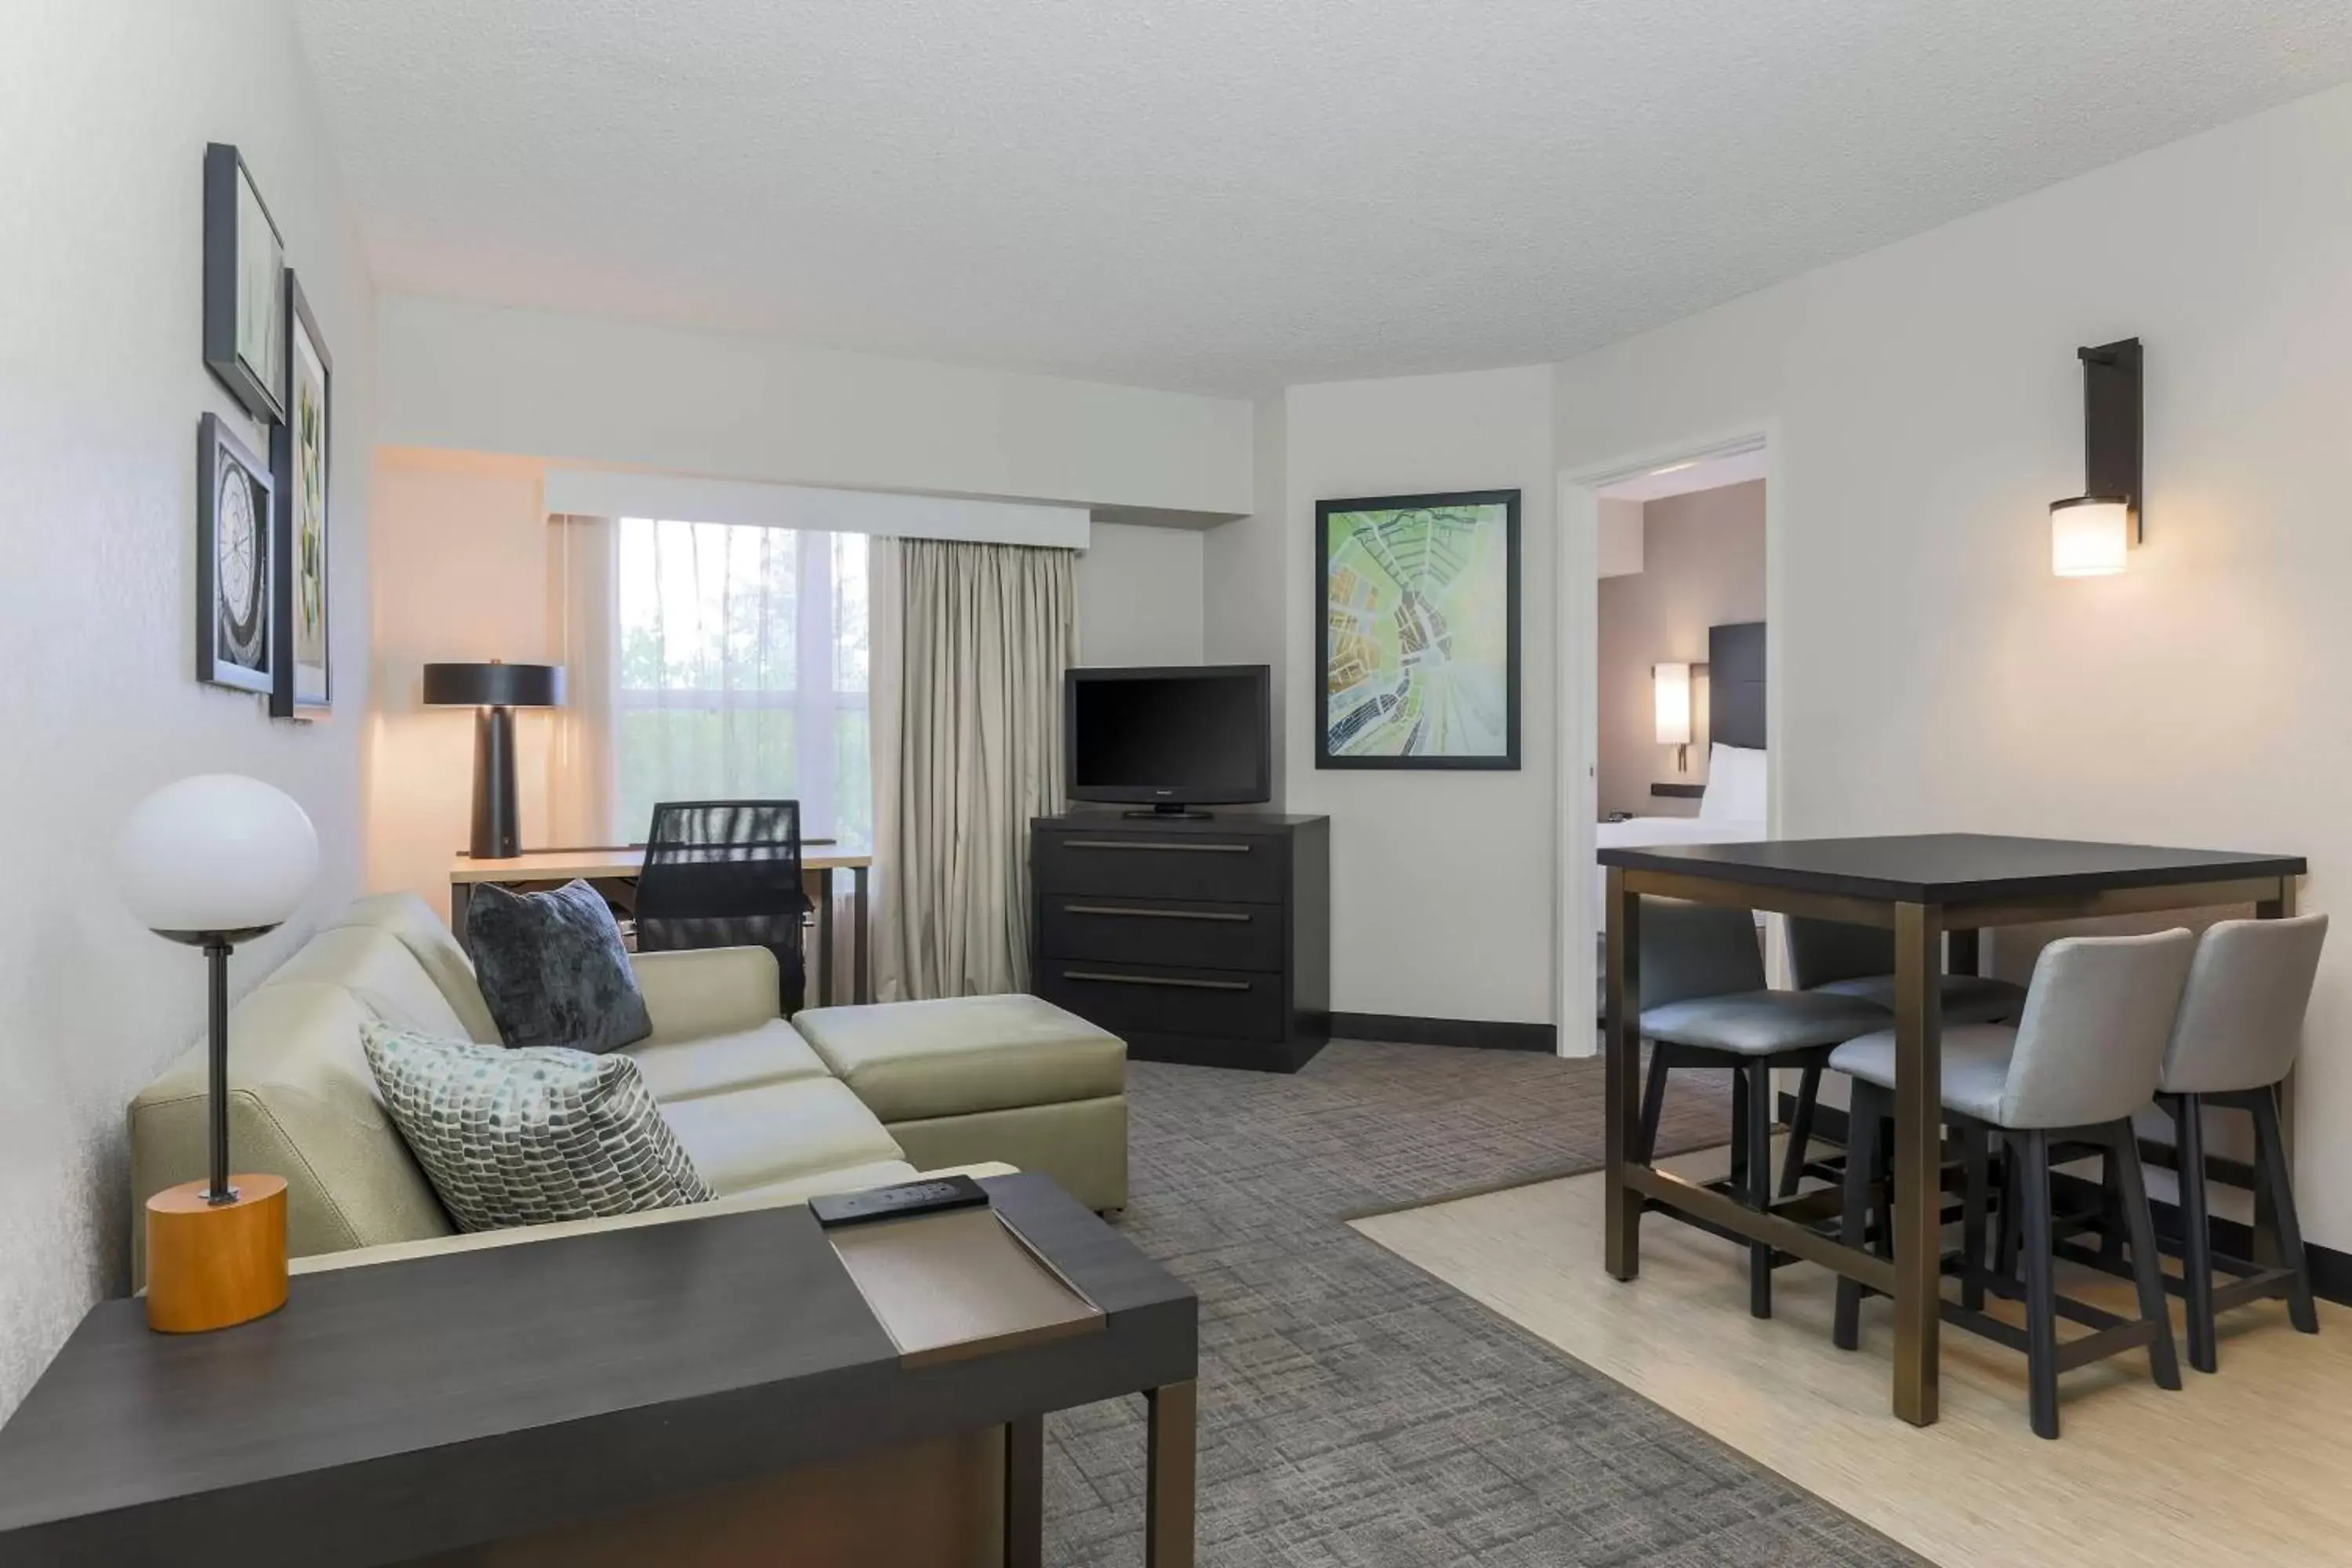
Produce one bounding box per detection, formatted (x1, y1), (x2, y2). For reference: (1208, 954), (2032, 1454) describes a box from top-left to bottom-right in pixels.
(362, 1022), (714, 1232)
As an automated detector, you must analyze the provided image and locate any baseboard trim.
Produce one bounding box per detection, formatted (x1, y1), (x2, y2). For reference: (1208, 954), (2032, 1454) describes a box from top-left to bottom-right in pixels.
(1332, 1013), (1557, 1053)
(1777, 1093), (2352, 1308)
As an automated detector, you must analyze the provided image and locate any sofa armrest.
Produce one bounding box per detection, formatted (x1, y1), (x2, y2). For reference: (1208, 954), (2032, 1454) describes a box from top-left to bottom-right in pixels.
(288, 1163), (1022, 1277)
(628, 946), (781, 1041)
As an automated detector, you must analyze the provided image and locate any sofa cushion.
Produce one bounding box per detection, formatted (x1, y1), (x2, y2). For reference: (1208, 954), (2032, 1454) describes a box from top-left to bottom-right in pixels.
(659, 1077), (904, 1194)
(792, 994), (1124, 1123)
(129, 981), (456, 1280)
(619, 1019), (832, 1103)
(363, 1022), (714, 1232)
(465, 880), (652, 1054)
(265, 925), (474, 1042)
(332, 891), (502, 1043)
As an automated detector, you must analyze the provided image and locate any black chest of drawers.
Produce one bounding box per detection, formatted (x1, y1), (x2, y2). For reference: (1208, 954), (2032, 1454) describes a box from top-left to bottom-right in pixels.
(1030, 812), (1330, 1073)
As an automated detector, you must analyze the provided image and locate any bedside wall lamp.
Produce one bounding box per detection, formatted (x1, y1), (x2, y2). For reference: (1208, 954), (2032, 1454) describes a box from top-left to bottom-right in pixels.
(1653, 662), (1693, 772)
(2050, 337), (2142, 576)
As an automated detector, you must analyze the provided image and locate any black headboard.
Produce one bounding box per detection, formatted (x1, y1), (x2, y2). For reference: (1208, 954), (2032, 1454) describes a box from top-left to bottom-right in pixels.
(1708, 621), (1766, 751)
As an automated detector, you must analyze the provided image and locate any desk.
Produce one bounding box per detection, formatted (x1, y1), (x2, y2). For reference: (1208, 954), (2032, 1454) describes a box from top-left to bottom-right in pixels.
(451, 845), (874, 1006)
(0, 1173), (1197, 1567)
(1596, 832), (2304, 1429)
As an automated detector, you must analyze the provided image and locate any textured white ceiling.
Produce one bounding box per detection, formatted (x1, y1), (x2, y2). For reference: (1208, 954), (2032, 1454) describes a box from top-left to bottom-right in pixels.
(296, 1), (2352, 394)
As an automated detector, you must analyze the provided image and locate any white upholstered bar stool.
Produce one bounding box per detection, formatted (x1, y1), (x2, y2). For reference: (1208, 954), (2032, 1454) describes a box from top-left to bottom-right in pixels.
(2156, 913), (2327, 1373)
(1634, 898), (1889, 1320)
(1828, 928), (2194, 1439)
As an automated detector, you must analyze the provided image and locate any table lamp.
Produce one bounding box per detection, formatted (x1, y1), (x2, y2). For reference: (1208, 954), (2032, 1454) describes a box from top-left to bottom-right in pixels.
(117, 774), (318, 1333)
(423, 660), (565, 859)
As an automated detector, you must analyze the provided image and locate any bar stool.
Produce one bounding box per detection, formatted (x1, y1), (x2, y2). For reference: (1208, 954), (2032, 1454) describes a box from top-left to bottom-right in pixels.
(1634, 898), (1889, 1319)
(2157, 913), (2327, 1373)
(1828, 928), (2194, 1439)
(1783, 917), (2028, 1193)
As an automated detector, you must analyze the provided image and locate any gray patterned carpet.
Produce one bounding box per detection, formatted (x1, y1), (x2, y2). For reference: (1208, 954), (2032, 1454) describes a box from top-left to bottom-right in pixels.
(1044, 1040), (1923, 1567)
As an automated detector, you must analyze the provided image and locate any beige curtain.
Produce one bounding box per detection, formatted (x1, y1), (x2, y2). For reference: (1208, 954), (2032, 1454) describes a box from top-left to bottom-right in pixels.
(545, 514), (616, 845)
(870, 537), (1077, 1000)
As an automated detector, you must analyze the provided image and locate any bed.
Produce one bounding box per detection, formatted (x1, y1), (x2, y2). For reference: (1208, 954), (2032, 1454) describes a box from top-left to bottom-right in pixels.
(1596, 620), (1767, 929)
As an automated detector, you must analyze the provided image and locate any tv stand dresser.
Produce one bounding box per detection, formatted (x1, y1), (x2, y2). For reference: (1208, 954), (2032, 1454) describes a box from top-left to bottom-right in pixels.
(1030, 812), (1330, 1072)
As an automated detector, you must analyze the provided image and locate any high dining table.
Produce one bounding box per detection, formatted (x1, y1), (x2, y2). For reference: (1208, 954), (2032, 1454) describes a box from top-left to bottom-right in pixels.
(1597, 833), (2306, 1428)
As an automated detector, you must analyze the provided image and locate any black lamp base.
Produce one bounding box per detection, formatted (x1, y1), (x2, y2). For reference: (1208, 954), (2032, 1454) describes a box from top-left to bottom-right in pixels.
(470, 704), (520, 859)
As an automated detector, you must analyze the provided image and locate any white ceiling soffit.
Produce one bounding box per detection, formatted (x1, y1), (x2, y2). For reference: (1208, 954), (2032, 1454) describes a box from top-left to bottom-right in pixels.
(296, 2), (2352, 394)
(1595, 446), (1770, 503)
(543, 469), (1091, 549)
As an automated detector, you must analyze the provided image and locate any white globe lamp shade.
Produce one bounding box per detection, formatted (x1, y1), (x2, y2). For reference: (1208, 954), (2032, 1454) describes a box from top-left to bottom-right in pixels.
(2050, 497), (2130, 577)
(116, 775), (319, 936)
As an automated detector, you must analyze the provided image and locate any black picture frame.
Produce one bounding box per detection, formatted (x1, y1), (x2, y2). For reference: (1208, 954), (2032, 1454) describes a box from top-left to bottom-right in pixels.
(270, 270), (332, 718)
(198, 412), (276, 695)
(202, 143), (286, 424)
(1316, 488), (1521, 771)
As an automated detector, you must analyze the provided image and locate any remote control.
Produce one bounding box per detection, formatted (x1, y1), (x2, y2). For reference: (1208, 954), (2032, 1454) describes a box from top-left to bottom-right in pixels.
(809, 1175), (991, 1229)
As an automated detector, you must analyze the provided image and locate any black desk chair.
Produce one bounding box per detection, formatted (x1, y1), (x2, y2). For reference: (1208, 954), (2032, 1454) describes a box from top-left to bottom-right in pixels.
(634, 800), (810, 1014)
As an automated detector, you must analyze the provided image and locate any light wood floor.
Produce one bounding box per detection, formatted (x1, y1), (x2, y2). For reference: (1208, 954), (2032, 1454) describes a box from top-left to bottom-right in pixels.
(1351, 1142), (2352, 1568)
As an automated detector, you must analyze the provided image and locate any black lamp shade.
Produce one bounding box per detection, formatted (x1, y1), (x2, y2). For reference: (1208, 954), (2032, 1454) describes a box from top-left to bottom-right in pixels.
(423, 662), (564, 708)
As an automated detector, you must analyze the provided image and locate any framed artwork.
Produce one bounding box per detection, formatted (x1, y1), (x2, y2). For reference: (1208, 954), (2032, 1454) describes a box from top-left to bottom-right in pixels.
(1316, 488), (1521, 770)
(202, 143), (285, 423)
(198, 412), (276, 695)
(270, 270), (332, 717)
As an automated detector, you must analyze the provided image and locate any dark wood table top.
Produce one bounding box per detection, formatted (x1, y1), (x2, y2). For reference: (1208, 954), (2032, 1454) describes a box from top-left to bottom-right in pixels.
(0, 1173), (1194, 1568)
(1597, 832), (2304, 905)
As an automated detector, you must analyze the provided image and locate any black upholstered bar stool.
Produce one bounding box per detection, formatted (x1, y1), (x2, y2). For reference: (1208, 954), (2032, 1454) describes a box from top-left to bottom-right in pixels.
(1829, 928), (2194, 1439)
(1782, 916), (2027, 1195)
(2156, 914), (2328, 1373)
(1635, 898), (1889, 1319)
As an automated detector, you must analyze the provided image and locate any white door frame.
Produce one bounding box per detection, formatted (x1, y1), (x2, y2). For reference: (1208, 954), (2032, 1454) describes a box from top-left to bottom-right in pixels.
(1552, 422), (1785, 1057)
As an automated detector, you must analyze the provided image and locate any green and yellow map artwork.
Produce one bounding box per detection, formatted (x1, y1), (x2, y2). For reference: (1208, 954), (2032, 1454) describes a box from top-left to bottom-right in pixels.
(1323, 499), (1512, 759)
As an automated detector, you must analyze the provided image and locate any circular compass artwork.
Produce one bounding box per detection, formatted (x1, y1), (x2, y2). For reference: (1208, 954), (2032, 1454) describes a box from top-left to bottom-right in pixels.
(215, 456), (266, 668)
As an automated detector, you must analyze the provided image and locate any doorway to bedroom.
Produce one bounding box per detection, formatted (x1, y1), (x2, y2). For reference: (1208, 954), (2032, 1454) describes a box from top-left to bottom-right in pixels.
(1558, 435), (1776, 1040)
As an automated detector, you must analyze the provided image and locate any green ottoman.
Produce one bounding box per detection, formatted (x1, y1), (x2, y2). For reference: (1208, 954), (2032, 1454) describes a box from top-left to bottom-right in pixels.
(791, 994), (1128, 1211)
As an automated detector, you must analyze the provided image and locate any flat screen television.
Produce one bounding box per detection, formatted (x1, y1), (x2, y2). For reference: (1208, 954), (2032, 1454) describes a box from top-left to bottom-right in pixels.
(1065, 664), (1272, 816)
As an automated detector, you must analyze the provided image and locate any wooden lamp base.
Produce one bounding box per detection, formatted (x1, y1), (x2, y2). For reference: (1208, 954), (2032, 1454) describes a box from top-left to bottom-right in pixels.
(146, 1174), (289, 1334)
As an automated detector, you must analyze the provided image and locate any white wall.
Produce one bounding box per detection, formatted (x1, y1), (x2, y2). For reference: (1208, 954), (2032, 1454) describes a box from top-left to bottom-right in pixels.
(366, 452), (555, 918)
(1552, 78), (2352, 1249)
(1203, 395), (1293, 802)
(1284, 367), (1559, 1028)
(0, 0), (374, 1417)
(378, 295), (1256, 519)
(1076, 524), (1205, 666)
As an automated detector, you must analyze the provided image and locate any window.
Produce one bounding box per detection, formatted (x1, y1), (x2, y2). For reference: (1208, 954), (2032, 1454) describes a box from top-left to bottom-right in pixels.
(613, 518), (869, 845)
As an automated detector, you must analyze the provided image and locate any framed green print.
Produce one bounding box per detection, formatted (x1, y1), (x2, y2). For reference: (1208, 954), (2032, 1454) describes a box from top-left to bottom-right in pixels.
(1316, 489), (1520, 770)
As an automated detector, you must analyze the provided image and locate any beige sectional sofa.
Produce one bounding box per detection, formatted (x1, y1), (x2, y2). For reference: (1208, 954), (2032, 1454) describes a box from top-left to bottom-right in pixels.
(127, 891), (1127, 1279)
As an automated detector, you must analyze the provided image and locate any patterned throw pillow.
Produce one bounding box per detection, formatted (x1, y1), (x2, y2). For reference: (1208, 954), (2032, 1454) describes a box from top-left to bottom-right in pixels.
(464, 879), (653, 1053)
(362, 1022), (714, 1232)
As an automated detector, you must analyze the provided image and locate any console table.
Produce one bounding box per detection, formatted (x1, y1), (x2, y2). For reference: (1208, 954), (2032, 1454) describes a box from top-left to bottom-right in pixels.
(1031, 812), (1330, 1072)
(0, 1174), (1196, 1566)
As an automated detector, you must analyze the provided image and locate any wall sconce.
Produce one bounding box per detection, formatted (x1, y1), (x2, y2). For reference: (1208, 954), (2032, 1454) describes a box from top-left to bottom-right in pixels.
(2049, 337), (2142, 576)
(1653, 662), (1693, 771)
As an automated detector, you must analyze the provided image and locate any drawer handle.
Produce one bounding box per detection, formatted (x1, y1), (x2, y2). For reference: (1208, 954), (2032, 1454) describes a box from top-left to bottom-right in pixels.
(1061, 970), (1254, 993)
(1063, 905), (1253, 923)
(1062, 840), (1251, 854)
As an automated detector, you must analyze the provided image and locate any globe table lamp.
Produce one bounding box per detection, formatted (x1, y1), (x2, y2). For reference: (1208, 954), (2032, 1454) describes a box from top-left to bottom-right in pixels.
(118, 775), (318, 1333)
(423, 660), (565, 859)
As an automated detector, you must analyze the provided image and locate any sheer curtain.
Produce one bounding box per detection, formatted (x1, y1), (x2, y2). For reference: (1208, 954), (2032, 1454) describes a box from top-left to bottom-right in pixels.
(546, 514), (616, 847)
(608, 517), (870, 847)
(869, 537), (1076, 1000)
